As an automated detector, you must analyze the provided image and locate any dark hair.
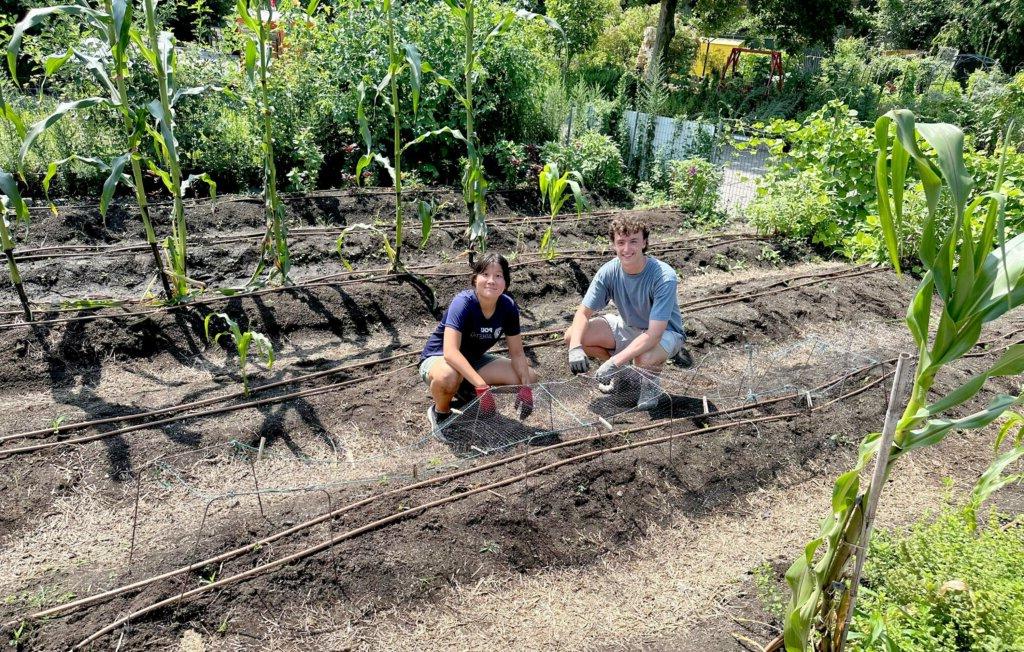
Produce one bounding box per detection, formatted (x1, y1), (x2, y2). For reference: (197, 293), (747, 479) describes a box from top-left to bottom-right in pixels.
(470, 252), (511, 291)
(609, 216), (650, 253)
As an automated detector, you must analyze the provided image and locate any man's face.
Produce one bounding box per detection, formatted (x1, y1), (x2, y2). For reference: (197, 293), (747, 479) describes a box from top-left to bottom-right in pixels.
(613, 230), (646, 266)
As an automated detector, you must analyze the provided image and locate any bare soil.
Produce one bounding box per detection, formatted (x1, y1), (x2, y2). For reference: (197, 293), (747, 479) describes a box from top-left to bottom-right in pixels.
(0, 190), (1020, 651)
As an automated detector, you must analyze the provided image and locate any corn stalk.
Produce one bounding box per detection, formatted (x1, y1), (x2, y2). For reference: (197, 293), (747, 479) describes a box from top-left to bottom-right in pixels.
(356, 0), (461, 273)
(238, 0), (317, 286)
(0, 171), (32, 321)
(7, 0), (176, 300)
(781, 114), (1024, 651)
(439, 0), (559, 251)
(140, 0), (216, 299)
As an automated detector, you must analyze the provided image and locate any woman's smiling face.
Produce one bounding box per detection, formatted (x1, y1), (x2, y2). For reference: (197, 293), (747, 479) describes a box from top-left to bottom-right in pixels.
(473, 262), (506, 300)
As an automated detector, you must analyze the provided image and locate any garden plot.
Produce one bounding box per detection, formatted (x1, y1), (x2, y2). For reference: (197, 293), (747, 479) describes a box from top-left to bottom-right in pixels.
(0, 196), (1020, 650)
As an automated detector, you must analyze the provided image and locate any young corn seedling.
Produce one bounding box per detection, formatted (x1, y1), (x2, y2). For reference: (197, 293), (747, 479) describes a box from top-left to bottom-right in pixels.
(537, 162), (585, 260)
(781, 116), (1024, 652)
(203, 312), (274, 395)
(237, 0), (318, 287)
(8, 0), (215, 301)
(0, 170), (32, 321)
(356, 0), (462, 273)
(438, 0), (560, 251)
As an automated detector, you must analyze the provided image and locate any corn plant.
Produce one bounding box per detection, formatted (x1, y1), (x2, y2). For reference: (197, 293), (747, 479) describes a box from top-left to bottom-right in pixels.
(0, 170), (32, 321)
(237, 0), (318, 286)
(355, 0), (461, 272)
(537, 162), (585, 260)
(203, 312), (274, 395)
(8, 0), (214, 301)
(782, 114), (1024, 651)
(438, 0), (560, 251)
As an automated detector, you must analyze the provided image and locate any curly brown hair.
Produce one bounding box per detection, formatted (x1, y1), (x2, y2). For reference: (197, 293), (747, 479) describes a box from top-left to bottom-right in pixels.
(608, 216), (650, 253)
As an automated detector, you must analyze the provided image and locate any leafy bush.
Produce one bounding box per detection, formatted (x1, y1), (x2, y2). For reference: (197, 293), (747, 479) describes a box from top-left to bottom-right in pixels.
(636, 158), (724, 226)
(746, 168), (843, 247)
(743, 101), (875, 247)
(485, 140), (541, 188)
(849, 504), (1024, 651)
(546, 0), (620, 63)
(585, 4), (697, 76)
(541, 132), (623, 192)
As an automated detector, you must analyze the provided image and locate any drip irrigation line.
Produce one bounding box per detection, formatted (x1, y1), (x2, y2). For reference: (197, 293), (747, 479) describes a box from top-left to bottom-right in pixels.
(74, 367), (902, 649)
(0, 347), (420, 443)
(25, 361), (893, 634)
(12, 334), (1022, 633)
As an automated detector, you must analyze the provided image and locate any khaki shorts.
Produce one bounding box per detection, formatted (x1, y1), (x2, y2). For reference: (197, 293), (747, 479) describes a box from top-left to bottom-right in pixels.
(419, 353), (501, 383)
(601, 313), (685, 358)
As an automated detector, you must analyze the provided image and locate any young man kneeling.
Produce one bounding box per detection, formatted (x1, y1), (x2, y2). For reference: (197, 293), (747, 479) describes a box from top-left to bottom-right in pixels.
(563, 216), (686, 408)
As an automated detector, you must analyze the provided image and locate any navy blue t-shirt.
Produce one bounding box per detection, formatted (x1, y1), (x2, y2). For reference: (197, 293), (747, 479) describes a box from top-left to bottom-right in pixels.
(421, 289), (522, 361)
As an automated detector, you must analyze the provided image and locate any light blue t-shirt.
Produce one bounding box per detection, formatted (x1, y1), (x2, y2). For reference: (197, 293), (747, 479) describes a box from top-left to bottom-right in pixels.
(582, 256), (685, 337)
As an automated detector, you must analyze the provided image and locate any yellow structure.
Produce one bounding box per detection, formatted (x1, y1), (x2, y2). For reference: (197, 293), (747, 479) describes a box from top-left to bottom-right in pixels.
(691, 37), (744, 77)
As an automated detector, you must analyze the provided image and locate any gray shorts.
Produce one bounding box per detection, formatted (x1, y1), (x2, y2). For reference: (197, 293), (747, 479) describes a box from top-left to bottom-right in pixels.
(419, 352), (501, 383)
(601, 313), (685, 358)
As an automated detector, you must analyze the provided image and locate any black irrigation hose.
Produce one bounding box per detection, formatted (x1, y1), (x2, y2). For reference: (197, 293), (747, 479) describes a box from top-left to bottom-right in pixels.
(17, 356), (897, 632)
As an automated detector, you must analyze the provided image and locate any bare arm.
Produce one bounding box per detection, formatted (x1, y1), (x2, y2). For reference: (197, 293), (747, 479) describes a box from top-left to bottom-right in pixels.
(505, 334), (532, 385)
(567, 304), (595, 348)
(442, 327), (487, 388)
(611, 319), (667, 366)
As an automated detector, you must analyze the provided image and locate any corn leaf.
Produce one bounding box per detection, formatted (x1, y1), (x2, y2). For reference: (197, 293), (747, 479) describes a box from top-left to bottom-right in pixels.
(99, 153), (131, 217)
(924, 345), (1024, 417)
(402, 43), (422, 115)
(181, 173), (217, 199)
(401, 127), (465, 153)
(7, 5), (108, 83)
(971, 440), (1024, 507)
(71, 49), (119, 101)
(903, 393), (1024, 454)
(0, 170), (29, 224)
(20, 97), (110, 164)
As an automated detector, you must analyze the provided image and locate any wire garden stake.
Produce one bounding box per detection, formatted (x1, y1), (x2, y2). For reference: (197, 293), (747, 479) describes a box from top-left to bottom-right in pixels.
(249, 457), (265, 520)
(128, 470), (143, 573)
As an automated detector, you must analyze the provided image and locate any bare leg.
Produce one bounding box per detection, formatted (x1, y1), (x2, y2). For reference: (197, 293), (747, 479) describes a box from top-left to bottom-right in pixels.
(427, 359), (461, 413)
(476, 357), (538, 386)
(563, 316), (616, 363)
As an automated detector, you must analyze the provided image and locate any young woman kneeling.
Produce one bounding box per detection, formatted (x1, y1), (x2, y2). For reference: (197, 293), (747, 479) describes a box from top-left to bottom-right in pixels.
(419, 253), (537, 434)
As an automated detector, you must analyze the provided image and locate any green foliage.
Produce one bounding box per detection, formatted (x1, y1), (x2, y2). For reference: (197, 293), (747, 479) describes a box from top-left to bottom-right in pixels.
(485, 139), (534, 188)
(743, 101), (875, 251)
(747, 169), (841, 246)
(541, 131), (623, 193)
(585, 4), (697, 76)
(203, 312), (274, 395)
(749, 0), (855, 51)
(848, 504), (1024, 651)
(636, 158), (725, 227)
(934, 0), (1024, 75)
(753, 562), (788, 622)
(545, 0), (618, 63)
(874, 0), (953, 49)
